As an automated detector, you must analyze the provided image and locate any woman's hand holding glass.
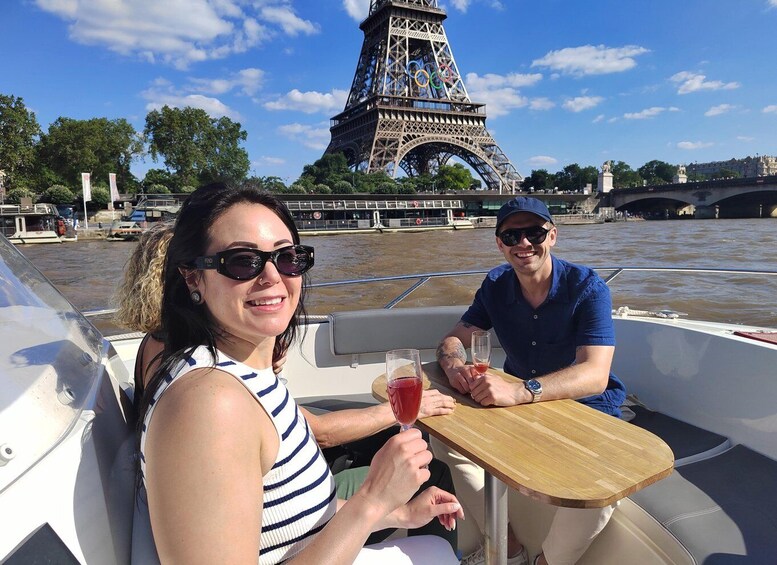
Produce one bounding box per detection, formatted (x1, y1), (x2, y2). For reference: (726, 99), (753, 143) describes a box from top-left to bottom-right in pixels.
(357, 429), (463, 532)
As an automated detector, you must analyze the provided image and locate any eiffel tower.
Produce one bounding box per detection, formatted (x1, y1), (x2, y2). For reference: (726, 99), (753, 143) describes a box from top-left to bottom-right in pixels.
(325, 0), (522, 191)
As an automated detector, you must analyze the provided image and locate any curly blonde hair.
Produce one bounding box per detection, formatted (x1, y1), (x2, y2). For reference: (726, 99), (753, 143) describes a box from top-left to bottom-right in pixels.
(114, 221), (175, 333)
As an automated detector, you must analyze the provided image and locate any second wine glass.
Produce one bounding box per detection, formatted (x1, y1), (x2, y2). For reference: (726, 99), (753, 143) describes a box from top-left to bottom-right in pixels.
(471, 330), (491, 377)
(386, 348), (423, 431)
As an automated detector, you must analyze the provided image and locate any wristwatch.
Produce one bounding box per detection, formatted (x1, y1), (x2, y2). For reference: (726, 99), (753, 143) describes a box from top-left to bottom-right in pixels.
(524, 378), (543, 402)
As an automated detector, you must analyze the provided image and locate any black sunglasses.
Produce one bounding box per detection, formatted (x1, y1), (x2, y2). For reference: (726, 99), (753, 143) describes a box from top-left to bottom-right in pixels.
(193, 245), (315, 280)
(498, 226), (551, 246)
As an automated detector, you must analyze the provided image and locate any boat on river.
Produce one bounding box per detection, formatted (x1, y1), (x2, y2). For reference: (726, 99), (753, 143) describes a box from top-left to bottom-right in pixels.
(1, 232), (776, 563)
(0, 203), (65, 244)
(286, 198), (473, 235)
(106, 221), (147, 242)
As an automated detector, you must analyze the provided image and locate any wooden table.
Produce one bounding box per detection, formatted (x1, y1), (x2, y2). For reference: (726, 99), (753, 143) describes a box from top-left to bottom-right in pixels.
(373, 363), (674, 564)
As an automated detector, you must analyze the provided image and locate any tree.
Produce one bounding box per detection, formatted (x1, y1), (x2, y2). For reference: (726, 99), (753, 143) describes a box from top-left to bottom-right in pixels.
(144, 106), (249, 189)
(4, 187), (35, 204)
(611, 161), (643, 188)
(0, 94), (41, 191)
(522, 169), (552, 192)
(38, 117), (142, 192)
(333, 180), (354, 194)
(637, 160), (675, 185)
(142, 168), (176, 192)
(716, 168), (741, 179)
(436, 163), (474, 192)
(40, 184), (75, 205)
(299, 153), (351, 187)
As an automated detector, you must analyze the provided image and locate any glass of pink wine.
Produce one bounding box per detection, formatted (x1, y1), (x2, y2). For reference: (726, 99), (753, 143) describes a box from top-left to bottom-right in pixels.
(471, 330), (491, 377)
(386, 348), (423, 431)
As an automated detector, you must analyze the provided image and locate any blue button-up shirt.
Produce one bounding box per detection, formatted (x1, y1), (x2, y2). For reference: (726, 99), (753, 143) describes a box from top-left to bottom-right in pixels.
(461, 256), (626, 416)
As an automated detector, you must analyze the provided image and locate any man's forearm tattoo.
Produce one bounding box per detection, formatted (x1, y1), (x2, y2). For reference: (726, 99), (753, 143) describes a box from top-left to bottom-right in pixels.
(436, 340), (467, 363)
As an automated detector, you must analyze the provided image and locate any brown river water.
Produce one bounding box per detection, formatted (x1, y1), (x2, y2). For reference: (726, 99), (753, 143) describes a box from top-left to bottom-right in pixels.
(17, 218), (777, 335)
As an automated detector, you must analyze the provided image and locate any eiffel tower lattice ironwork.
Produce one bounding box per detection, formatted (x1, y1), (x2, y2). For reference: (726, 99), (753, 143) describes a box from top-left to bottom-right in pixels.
(325, 0), (522, 191)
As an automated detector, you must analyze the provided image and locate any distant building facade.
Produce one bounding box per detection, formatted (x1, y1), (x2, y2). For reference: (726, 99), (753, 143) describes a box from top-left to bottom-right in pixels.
(686, 155), (777, 178)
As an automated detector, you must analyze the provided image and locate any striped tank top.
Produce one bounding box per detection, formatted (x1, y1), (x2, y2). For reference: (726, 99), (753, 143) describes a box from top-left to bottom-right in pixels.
(139, 345), (337, 564)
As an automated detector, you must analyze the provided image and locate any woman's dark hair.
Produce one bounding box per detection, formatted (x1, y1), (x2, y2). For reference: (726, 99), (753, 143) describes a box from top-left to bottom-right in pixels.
(135, 182), (308, 469)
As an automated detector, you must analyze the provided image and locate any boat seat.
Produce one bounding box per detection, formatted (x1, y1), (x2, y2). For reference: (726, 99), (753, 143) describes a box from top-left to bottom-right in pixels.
(329, 307), (501, 356)
(628, 445), (777, 564)
(628, 405), (730, 465)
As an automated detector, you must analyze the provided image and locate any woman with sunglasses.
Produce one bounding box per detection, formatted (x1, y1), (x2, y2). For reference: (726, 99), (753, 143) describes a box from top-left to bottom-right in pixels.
(434, 196), (626, 565)
(134, 183), (462, 564)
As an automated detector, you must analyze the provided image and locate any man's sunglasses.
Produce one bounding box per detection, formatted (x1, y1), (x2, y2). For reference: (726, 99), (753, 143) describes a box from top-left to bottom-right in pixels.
(498, 226), (551, 246)
(192, 245), (314, 280)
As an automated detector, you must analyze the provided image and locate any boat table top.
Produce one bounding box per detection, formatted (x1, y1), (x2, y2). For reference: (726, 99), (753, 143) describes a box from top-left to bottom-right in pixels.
(372, 363), (674, 508)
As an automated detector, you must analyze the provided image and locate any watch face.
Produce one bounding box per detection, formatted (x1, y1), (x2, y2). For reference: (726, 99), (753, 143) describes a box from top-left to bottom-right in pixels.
(525, 379), (542, 394)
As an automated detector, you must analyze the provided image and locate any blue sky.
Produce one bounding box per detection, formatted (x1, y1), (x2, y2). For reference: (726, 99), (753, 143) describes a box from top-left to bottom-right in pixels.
(2, 0), (777, 185)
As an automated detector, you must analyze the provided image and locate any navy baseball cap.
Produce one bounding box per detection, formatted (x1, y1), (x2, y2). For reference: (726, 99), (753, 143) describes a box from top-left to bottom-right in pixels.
(495, 197), (554, 233)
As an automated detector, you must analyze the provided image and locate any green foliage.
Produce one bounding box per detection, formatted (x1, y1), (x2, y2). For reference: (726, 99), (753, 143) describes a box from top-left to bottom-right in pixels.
(0, 94), (42, 191)
(146, 184), (171, 194)
(38, 116), (142, 191)
(41, 184), (75, 204)
(3, 187), (35, 204)
(89, 186), (111, 209)
(144, 106), (249, 189)
(299, 153), (351, 187)
(142, 168), (176, 192)
(637, 160), (675, 185)
(436, 163), (474, 192)
(285, 183), (308, 194)
(523, 169), (552, 191)
(310, 183), (332, 194)
(611, 161), (643, 188)
(716, 168), (741, 179)
(333, 180), (354, 194)
(374, 183), (399, 195)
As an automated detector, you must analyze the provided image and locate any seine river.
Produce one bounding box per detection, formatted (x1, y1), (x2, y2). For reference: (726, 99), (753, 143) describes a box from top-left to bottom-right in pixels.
(18, 218), (777, 335)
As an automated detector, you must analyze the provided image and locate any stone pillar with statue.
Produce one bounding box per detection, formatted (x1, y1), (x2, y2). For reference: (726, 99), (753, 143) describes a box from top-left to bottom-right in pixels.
(673, 165), (687, 184)
(598, 160), (614, 193)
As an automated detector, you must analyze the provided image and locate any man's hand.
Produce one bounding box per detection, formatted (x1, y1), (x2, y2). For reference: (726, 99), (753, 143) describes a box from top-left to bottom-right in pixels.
(418, 389), (456, 418)
(469, 373), (525, 406)
(443, 364), (479, 395)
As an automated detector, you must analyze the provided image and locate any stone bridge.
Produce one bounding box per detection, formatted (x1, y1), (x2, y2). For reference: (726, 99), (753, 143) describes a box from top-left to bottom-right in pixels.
(608, 175), (777, 219)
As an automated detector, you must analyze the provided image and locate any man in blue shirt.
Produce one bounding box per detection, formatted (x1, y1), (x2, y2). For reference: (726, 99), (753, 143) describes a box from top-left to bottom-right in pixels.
(434, 196), (625, 565)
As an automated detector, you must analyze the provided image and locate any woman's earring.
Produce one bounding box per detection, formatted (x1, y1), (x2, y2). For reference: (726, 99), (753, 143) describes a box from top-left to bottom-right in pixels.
(190, 290), (204, 305)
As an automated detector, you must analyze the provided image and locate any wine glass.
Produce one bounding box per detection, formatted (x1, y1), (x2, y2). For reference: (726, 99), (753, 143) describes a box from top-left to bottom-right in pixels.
(471, 330), (491, 378)
(386, 348), (423, 431)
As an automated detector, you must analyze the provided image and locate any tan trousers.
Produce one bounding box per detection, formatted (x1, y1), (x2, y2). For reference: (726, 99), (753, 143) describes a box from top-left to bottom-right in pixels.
(431, 437), (615, 565)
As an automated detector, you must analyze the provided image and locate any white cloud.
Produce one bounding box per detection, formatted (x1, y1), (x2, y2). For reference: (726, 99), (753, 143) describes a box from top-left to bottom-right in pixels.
(737, 136), (755, 142)
(465, 72), (542, 90)
(562, 96), (604, 112)
(527, 155), (558, 167)
(471, 88), (528, 117)
(592, 114), (605, 123)
(278, 123), (331, 150)
(254, 156), (286, 166)
(677, 141), (714, 150)
(529, 98), (555, 111)
(704, 104), (736, 117)
(623, 106), (677, 119)
(531, 44), (649, 77)
(763, 105), (777, 114)
(342, 0), (369, 20)
(264, 89), (348, 114)
(33, 0), (316, 68)
(141, 78), (240, 119)
(769, 0), (777, 8)
(670, 71), (740, 94)
(465, 72), (538, 117)
(188, 68), (265, 96)
(259, 6), (318, 36)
